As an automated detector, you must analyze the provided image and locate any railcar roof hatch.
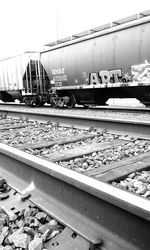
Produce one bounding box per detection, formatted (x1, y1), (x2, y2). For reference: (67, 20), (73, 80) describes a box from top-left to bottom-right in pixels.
(90, 23), (111, 33)
(112, 14), (139, 27)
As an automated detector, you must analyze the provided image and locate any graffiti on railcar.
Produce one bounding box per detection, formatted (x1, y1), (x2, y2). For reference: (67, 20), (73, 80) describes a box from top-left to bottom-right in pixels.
(89, 62), (150, 86)
(131, 61), (150, 83)
(89, 69), (123, 85)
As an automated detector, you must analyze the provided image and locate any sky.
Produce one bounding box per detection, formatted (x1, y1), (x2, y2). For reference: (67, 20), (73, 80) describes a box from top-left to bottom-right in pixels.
(0, 0), (150, 59)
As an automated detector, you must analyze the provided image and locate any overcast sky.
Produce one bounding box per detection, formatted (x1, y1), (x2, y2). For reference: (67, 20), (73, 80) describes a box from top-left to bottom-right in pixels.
(0, 0), (150, 59)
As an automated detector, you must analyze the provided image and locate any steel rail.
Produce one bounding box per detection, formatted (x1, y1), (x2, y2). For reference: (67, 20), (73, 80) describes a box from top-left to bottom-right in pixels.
(0, 108), (150, 137)
(1, 102), (150, 113)
(0, 143), (150, 249)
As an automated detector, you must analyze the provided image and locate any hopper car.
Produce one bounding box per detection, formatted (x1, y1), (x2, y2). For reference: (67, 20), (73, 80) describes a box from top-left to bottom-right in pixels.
(0, 52), (49, 106)
(1, 10), (150, 108)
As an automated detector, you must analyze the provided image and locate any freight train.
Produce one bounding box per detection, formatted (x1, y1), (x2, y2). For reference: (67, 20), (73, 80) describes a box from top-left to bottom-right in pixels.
(0, 10), (150, 108)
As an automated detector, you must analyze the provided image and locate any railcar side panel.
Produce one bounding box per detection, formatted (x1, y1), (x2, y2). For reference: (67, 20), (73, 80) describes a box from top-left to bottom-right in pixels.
(0, 54), (28, 91)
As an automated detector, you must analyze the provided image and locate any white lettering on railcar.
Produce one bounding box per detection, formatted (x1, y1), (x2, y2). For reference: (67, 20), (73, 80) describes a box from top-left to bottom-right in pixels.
(51, 67), (67, 86)
(52, 68), (65, 75)
(53, 75), (67, 82)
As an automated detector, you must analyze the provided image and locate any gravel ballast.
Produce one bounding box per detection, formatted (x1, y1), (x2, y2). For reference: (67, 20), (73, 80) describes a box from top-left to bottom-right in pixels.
(0, 181), (63, 249)
(57, 139), (150, 172)
(112, 170), (150, 199)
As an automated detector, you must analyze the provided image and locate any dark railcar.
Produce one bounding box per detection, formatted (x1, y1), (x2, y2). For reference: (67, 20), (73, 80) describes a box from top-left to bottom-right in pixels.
(41, 10), (150, 107)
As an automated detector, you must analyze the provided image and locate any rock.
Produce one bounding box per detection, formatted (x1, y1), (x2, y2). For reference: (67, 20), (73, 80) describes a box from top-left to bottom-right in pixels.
(48, 219), (58, 228)
(2, 208), (17, 222)
(0, 226), (9, 244)
(24, 207), (31, 217)
(41, 229), (51, 242)
(2, 183), (10, 192)
(86, 159), (94, 165)
(41, 229), (59, 242)
(35, 212), (47, 223)
(82, 162), (88, 169)
(0, 246), (13, 250)
(128, 173), (136, 179)
(30, 207), (39, 217)
(137, 176), (149, 183)
(0, 217), (6, 227)
(18, 208), (25, 218)
(30, 220), (40, 229)
(92, 152), (97, 157)
(128, 186), (135, 192)
(16, 220), (24, 228)
(0, 209), (9, 226)
(147, 184), (150, 191)
(9, 212), (17, 222)
(0, 178), (6, 188)
(143, 191), (150, 197)
(46, 215), (53, 222)
(13, 233), (30, 248)
(48, 230), (59, 239)
(24, 216), (39, 228)
(24, 226), (35, 237)
(1, 207), (16, 222)
(136, 184), (147, 195)
(3, 235), (11, 245)
(29, 237), (43, 250)
(102, 159), (107, 164)
(38, 224), (50, 234)
(133, 181), (143, 189)
(142, 171), (150, 178)
(8, 226), (24, 243)
(38, 219), (58, 234)
(125, 177), (132, 183)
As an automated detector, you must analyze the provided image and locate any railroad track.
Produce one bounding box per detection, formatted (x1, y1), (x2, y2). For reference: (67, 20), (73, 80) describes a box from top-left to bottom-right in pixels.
(0, 109), (150, 249)
(0, 102), (150, 114)
(0, 107), (150, 136)
(0, 143), (150, 249)
(0, 110), (150, 185)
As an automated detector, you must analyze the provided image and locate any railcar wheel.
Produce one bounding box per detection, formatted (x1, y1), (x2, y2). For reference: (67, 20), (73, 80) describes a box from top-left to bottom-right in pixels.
(35, 96), (44, 107)
(50, 97), (57, 108)
(66, 95), (76, 108)
(51, 102), (56, 108)
(24, 97), (33, 107)
(57, 97), (65, 108)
